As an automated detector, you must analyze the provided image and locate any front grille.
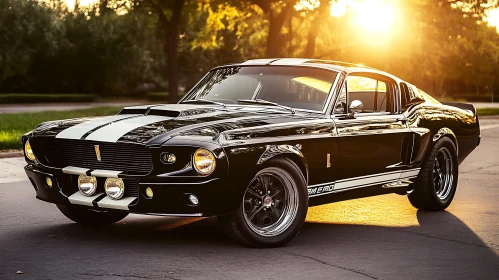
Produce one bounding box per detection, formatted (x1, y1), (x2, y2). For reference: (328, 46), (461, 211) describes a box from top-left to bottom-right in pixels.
(33, 138), (153, 175)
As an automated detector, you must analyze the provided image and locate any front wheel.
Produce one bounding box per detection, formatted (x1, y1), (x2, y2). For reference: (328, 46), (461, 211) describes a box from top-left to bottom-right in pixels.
(218, 158), (308, 247)
(408, 137), (459, 211)
(57, 204), (128, 226)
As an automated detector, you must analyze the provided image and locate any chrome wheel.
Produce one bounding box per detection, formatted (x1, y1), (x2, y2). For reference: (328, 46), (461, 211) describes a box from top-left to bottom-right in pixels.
(243, 168), (299, 237)
(433, 147), (454, 200)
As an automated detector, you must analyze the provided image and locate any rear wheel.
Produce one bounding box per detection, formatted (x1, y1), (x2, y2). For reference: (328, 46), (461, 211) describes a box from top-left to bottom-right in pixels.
(408, 137), (458, 211)
(219, 158), (308, 247)
(56, 204), (128, 226)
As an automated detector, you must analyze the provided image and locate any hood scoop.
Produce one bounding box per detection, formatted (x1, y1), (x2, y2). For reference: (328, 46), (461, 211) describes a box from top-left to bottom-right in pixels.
(119, 104), (218, 119)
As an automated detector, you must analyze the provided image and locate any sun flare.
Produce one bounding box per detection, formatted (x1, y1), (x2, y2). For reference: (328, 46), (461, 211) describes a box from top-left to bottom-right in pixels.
(329, 0), (396, 33)
(354, 0), (395, 33)
(487, 8), (499, 32)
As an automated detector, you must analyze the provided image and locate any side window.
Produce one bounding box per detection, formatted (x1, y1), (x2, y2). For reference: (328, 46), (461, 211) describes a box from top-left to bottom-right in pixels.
(400, 82), (410, 109)
(346, 76), (389, 113)
(333, 83), (347, 114)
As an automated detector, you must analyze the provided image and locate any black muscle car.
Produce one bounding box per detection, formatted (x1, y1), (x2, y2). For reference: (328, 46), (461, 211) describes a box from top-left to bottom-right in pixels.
(23, 58), (480, 247)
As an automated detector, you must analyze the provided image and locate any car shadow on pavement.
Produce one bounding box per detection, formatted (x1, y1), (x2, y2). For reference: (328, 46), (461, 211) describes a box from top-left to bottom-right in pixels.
(2, 210), (499, 279)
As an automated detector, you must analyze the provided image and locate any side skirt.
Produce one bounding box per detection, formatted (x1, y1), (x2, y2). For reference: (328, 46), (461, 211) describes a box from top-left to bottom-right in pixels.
(309, 184), (407, 207)
(308, 168), (420, 206)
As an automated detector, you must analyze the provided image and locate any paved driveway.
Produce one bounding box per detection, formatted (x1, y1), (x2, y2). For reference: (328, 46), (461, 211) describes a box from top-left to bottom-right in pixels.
(1, 120), (498, 279)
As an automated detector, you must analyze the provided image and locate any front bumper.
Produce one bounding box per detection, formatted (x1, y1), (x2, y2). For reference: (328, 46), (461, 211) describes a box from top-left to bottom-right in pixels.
(25, 164), (241, 217)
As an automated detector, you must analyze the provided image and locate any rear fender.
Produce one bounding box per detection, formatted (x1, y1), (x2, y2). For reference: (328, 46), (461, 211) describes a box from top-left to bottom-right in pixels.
(433, 127), (458, 153)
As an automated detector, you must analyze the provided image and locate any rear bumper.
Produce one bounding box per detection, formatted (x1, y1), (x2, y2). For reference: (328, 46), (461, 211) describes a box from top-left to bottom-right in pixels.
(25, 164), (241, 217)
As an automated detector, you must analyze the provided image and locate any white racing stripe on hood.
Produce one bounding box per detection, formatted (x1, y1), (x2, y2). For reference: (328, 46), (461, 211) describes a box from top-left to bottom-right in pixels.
(56, 114), (139, 140)
(85, 115), (171, 142)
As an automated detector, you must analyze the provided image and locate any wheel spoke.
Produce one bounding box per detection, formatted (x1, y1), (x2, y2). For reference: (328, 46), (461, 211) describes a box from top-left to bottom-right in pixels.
(271, 188), (283, 198)
(270, 205), (280, 220)
(259, 174), (269, 194)
(247, 205), (264, 221)
(246, 188), (262, 199)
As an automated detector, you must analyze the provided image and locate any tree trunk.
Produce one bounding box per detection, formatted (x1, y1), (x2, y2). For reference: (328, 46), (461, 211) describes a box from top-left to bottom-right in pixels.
(265, 5), (293, 58)
(303, 3), (330, 58)
(167, 0), (184, 104)
(303, 31), (317, 58)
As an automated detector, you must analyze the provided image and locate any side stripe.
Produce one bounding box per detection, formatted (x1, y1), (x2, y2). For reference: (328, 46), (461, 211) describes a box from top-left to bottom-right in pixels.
(401, 169), (421, 179)
(308, 168), (421, 197)
(85, 115), (171, 143)
(334, 172), (401, 190)
(56, 115), (138, 140)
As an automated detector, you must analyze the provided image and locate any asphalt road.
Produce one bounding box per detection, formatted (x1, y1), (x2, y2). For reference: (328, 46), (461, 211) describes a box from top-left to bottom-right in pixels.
(1, 120), (499, 280)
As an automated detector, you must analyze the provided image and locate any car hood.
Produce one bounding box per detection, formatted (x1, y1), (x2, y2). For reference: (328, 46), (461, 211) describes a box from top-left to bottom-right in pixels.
(31, 104), (329, 146)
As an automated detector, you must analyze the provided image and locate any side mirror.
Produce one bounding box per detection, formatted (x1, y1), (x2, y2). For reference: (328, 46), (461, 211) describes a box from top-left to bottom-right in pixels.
(348, 100), (363, 118)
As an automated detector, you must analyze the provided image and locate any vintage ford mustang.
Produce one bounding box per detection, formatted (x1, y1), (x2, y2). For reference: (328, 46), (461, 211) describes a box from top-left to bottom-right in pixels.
(23, 58), (480, 247)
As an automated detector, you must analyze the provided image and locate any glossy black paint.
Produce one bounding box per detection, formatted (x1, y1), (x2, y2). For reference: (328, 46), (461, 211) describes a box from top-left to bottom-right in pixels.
(22, 62), (480, 216)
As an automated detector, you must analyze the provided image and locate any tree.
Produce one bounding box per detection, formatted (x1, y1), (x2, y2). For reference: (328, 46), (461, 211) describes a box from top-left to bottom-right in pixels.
(249, 0), (297, 57)
(143, 0), (185, 103)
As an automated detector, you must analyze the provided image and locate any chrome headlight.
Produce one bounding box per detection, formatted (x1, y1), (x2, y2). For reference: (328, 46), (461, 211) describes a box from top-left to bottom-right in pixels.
(193, 148), (216, 175)
(78, 175), (97, 196)
(105, 178), (125, 200)
(24, 140), (36, 161)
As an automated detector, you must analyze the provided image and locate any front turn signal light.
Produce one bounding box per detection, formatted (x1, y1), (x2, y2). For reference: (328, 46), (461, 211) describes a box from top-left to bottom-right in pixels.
(24, 140), (36, 161)
(193, 148), (216, 175)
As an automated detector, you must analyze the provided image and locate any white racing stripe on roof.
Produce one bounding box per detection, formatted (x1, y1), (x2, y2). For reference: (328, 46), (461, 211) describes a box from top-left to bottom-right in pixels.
(56, 115), (139, 140)
(241, 59), (279, 65)
(269, 58), (311, 65)
(85, 115), (171, 142)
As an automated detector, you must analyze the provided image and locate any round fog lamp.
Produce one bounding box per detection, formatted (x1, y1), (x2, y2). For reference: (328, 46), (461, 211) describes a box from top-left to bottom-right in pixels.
(145, 187), (154, 198)
(78, 175), (97, 196)
(24, 140), (36, 161)
(193, 148), (216, 175)
(105, 178), (125, 200)
(45, 177), (53, 188)
(188, 194), (200, 206)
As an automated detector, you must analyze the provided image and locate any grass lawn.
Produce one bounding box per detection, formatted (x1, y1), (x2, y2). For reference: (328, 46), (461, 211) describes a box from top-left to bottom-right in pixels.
(476, 108), (499, 116)
(0, 106), (122, 151)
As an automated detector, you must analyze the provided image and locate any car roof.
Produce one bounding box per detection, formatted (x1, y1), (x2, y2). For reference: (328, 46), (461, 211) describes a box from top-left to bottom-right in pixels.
(222, 58), (403, 83)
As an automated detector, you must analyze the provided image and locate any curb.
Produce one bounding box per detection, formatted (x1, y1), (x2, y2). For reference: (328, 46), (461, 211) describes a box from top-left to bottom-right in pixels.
(0, 151), (23, 159)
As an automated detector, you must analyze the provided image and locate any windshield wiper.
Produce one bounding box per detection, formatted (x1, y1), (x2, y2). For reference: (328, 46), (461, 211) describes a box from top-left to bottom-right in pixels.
(238, 99), (295, 114)
(182, 98), (226, 108)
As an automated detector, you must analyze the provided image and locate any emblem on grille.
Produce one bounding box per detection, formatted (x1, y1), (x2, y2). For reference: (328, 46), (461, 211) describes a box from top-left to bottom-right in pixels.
(94, 145), (102, 161)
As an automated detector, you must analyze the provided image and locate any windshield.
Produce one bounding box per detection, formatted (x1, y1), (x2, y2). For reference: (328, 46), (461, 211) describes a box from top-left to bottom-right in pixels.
(183, 66), (338, 111)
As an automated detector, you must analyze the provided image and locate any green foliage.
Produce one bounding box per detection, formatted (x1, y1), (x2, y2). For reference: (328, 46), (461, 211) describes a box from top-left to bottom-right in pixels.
(0, 0), (158, 95)
(477, 108), (499, 116)
(146, 92), (169, 101)
(0, 93), (97, 104)
(1, 0), (499, 100)
(0, 106), (122, 150)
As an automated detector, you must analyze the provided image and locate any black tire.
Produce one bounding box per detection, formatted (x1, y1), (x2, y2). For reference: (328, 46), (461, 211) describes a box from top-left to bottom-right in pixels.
(218, 158), (308, 248)
(56, 204), (128, 226)
(408, 137), (459, 211)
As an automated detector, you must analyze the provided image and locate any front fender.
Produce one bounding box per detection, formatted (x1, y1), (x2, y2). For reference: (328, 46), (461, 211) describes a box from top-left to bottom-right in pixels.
(257, 144), (309, 184)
